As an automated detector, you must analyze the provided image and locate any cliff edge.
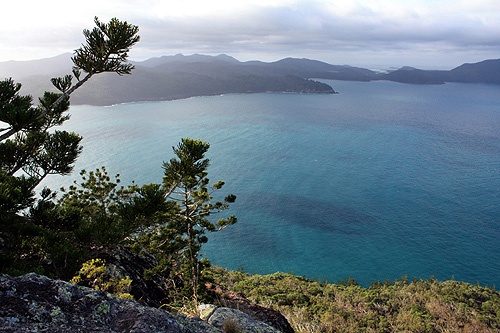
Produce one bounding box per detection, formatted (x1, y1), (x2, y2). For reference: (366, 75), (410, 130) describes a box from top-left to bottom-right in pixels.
(0, 273), (281, 332)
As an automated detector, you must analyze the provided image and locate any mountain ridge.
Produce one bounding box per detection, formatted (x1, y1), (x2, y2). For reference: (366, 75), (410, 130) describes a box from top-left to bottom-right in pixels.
(1, 54), (499, 105)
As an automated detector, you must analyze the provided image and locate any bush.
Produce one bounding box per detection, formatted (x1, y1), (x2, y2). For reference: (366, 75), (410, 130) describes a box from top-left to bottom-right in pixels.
(70, 258), (133, 300)
(208, 267), (500, 332)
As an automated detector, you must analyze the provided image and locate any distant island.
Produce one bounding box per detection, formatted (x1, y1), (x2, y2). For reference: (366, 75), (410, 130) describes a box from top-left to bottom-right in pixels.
(1, 53), (499, 105)
(382, 59), (500, 84)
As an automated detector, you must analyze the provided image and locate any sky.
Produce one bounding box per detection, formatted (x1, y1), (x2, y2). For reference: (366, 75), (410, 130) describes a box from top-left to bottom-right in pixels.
(1, 0), (500, 69)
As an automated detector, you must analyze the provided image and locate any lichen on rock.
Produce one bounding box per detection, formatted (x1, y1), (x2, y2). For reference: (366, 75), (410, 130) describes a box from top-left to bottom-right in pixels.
(208, 307), (281, 333)
(198, 303), (218, 321)
(0, 273), (293, 332)
(0, 273), (219, 332)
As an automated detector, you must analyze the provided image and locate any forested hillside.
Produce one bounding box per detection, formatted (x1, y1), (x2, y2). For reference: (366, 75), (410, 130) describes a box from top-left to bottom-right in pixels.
(2, 53), (500, 105)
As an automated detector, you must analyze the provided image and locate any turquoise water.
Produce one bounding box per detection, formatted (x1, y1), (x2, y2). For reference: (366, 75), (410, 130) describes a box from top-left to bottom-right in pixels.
(43, 80), (500, 287)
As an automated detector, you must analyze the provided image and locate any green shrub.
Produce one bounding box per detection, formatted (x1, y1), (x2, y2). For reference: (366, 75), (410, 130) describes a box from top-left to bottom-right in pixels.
(208, 267), (500, 333)
(70, 258), (133, 300)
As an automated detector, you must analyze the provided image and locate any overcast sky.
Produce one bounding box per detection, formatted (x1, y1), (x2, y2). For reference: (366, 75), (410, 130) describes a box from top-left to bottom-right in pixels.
(1, 0), (499, 69)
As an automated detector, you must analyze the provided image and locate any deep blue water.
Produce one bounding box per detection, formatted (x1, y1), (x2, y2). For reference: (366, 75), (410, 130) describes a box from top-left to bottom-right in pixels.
(43, 80), (500, 287)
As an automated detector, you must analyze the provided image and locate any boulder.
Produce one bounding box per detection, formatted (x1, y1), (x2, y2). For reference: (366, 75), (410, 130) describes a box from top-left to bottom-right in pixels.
(91, 247), (176, 308)
(0, 273), (292, 333)
(207, 307), (281, 333)
(64, 247), (294, 332)
(207, 282), (294, 333)
(0, 273), (217, 332)
(85, 248), (293, 333)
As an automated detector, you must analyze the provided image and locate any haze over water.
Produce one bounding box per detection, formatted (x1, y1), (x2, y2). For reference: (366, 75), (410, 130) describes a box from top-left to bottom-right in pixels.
(44, 80), (500, 287)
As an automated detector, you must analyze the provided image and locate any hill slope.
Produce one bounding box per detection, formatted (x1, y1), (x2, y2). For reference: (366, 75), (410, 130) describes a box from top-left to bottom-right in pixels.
(1, 54), (499, 105)
(382, 58), (500, 84)
(1, 54), (338, 105)
(0, 53), (73, 78)
(447, 59), (500, 84)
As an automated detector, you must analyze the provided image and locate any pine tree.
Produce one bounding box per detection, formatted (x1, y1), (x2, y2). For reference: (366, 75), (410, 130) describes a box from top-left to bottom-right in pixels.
(0, 17), (139, 142)
(0, 17), (139, 277)
(162, 138), (237, 300)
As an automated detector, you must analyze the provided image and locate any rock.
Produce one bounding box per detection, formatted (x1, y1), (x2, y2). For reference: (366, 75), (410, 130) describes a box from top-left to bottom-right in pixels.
(207, 282), (294, 333)
(0, 273), (293, 333)
(198, 303), (217, 321)
(207, 307), (281, 333)
(0, 273), (218, 332)
(66, 247), (294, 332)
(87, 248), (293, 333)
(92, 247), (176, 308)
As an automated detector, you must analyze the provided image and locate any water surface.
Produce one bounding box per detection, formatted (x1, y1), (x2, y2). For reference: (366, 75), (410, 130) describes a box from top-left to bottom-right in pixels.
(43, 80), (500, 286)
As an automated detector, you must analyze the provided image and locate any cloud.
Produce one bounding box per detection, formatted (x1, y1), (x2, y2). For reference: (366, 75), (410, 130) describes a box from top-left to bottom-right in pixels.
(1, 0), (500, 67)
(133, 1), (500, 55)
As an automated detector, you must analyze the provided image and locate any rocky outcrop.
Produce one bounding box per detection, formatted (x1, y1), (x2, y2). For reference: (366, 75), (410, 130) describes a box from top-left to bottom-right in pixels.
(0, 273), (217, 332)
(207, 282), (295, 333)
(84, 248), (294, 332)
(0, 273), (287, 332)
(92, 247), (176, 308)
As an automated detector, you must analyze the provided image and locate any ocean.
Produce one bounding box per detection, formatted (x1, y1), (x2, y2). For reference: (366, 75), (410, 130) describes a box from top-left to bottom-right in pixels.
(42, 80), (500, 287)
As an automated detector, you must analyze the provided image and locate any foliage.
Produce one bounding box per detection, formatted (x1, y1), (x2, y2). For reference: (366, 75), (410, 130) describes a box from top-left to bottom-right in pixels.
(209, 267), (500, 333)
(70, 258), (133, 300)
(0, 17), (139, 143)
(0, 17), (139, 278)
(0, 16), (237, 310)
(161, 296), (202, 318)
(72, 17), (140, 76)
(0, 185), (88, 279)
(59, 167), (138, 247)
(14, 137), (236, 305)
(161, 138), (237, 301)
(0, 81), (78, 213)
(5, 136), (238, 305)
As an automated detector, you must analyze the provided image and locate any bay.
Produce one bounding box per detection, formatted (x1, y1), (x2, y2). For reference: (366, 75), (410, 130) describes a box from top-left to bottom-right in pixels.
(42, 80), (500, 287)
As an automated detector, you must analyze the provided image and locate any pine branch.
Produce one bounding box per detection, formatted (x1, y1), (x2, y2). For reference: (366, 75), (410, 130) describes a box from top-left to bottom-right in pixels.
(0, 17), (139, 142)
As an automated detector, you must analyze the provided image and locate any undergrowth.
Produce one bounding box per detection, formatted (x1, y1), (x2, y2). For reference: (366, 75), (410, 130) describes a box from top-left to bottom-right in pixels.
(207, 267), (500, 332)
